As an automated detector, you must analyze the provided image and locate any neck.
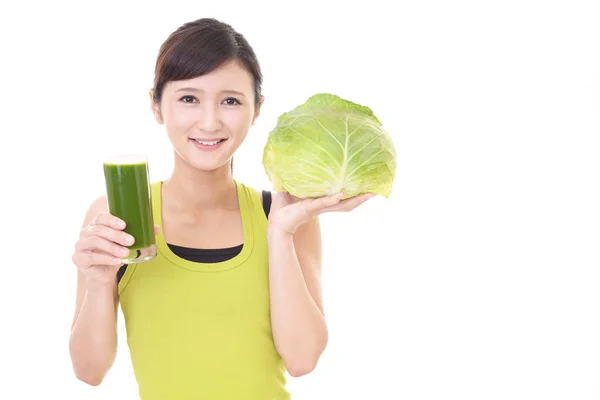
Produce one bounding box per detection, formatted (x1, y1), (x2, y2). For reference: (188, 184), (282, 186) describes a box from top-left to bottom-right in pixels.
(162, 153), (237, 211)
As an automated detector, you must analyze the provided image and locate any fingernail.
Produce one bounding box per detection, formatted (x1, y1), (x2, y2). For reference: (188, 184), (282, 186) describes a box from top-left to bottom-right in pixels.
(126, 236), (135, 245)
(118, 220), (126, 228)
(113, 257), (123, 264)
(120, 247), (129, 256)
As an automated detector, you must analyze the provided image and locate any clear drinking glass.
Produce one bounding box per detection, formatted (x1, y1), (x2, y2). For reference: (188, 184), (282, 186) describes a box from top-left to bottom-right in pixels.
(103, 155), (157, 263)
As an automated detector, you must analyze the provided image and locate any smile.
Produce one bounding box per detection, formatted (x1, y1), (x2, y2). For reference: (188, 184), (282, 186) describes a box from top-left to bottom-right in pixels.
(190, 138), (227, 151)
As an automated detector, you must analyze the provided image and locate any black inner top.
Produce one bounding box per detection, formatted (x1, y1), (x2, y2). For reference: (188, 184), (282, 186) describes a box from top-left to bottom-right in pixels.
(117, 190), (271, 282)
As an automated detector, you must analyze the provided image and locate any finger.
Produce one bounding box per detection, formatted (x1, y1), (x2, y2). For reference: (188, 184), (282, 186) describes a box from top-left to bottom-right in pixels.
(357, 193), (376, 202)
(72, 251), (123, 269)
(306, 192), (344, 214)
(90, 212), (126, 230)
(154, 224), (161, 235)
(320, 193), (374, 213)
(81, 224), (135, 247)
(76, 236), (130, 258)
(342, 193), (375, 209)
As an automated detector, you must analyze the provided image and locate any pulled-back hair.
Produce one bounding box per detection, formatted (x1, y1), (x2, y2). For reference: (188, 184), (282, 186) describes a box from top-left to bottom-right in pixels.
(152, 18), (263, 105)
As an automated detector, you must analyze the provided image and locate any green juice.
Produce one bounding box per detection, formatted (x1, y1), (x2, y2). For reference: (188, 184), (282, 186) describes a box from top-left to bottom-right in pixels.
(103, 157), (155, 252)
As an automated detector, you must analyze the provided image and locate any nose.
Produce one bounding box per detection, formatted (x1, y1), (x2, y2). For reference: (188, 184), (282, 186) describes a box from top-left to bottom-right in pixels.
(196, 102), (223, 133)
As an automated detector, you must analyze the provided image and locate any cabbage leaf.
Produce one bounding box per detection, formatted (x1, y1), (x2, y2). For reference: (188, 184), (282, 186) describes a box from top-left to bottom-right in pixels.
(262, 93), (397, 199)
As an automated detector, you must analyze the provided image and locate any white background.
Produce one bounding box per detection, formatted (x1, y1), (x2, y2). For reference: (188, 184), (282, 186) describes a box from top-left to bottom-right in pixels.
(1, 0), (599, 399)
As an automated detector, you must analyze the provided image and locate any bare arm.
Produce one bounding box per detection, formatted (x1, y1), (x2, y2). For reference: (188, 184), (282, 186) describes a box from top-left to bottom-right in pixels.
(70, 276), (119, 386)
(69, 196), (122, 386)
(266, 190), (374, 377)
(267, 216), (328, 377)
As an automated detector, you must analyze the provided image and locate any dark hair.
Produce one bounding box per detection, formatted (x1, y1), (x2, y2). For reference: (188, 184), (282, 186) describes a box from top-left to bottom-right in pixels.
(152, 18), (263, 105)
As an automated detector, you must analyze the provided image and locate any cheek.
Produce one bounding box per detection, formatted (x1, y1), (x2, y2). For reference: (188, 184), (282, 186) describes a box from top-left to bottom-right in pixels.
(164, 106), (195, 134)
(226, 111), (254, 136)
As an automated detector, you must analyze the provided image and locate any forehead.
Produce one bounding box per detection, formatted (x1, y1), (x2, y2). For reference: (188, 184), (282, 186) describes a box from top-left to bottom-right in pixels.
(166, 60), (254, 94)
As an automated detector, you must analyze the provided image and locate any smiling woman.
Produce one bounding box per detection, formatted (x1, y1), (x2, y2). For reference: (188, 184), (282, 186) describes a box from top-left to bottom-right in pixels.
(68, 17), (375, 400)
(150, 22), (262, 173)
(152, 60), (261, 172)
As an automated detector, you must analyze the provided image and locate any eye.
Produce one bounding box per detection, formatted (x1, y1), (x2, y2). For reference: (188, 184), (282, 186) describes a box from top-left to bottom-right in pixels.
(180, 95), (198, 103)
(222, 97), (241, 106)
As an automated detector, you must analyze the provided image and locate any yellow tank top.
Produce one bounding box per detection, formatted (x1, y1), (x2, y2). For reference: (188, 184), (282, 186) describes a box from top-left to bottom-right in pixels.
(118, 181), (290, 400)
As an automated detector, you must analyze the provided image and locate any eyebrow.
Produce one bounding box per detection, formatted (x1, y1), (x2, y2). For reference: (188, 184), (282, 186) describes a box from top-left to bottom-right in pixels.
(175, 88), (247, 97)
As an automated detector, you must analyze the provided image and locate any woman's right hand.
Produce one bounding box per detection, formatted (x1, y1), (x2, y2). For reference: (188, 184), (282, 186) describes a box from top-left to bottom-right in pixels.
(72, 212), (159, 286)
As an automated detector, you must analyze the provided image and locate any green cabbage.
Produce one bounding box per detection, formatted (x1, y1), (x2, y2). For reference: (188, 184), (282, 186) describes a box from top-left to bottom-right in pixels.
(262, 93), (397, 199)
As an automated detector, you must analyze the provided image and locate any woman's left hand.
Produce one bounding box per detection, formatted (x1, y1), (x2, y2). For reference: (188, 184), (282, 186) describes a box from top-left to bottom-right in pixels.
(268, 191), (376, 234)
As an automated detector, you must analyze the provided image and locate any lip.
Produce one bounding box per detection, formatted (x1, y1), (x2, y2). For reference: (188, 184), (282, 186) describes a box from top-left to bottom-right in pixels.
(190, 138), (227, 152)
(190, 137), (228, 141)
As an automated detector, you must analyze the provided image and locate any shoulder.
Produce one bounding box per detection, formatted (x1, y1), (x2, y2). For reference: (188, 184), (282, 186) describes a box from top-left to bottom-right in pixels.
(237, 182), (269, 199)
(237, 182), (272, 210)
(81, 194), (108, 227)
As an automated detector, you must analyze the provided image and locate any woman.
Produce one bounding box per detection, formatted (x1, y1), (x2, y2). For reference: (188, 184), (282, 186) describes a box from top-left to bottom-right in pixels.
(69, 17), (374, 399)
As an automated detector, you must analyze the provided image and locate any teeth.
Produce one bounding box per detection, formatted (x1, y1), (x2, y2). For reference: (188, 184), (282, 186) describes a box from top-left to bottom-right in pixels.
(194, 139), (222, 146)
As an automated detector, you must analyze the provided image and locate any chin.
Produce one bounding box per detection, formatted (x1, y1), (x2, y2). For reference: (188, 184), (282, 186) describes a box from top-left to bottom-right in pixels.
(189, 158), (231, 172)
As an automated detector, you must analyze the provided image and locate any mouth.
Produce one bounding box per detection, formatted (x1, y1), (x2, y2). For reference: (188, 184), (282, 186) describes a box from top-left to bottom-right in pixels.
(190, 138), (227, 151)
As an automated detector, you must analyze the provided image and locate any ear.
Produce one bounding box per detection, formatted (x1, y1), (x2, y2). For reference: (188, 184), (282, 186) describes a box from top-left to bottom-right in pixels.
(149, 89), (164, 125)
(252, 95), (265, 125)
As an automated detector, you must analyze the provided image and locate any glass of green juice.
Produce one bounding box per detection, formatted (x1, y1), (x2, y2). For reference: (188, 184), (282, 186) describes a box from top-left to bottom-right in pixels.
(103, 155), (156, 264)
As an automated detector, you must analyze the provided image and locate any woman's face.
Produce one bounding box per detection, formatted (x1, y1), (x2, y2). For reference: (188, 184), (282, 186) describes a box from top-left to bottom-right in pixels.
(151, 60), (262, 172)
